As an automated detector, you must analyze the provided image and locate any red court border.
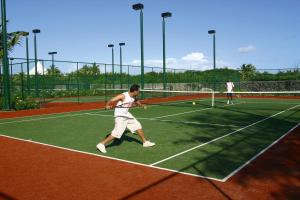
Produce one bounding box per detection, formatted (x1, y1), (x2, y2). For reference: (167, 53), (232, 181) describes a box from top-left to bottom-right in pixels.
(0, 95), (299, 199)
(0, 124), (299, 200)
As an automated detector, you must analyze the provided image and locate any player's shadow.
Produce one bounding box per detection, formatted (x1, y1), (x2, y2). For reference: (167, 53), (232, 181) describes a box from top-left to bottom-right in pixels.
(106, 131), (142, 148)
(0, 192), (18, 200)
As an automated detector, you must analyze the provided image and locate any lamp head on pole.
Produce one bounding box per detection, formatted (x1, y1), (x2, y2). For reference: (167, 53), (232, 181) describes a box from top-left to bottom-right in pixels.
(208, 30), (216, 35)
(161, 12), (172, 18)
(48, 52), (57, 55)
(108, 44), (114, 48)
(32, 29), (41, 34)
(119, 43), (125, 46)
(132, 3), (144, 10)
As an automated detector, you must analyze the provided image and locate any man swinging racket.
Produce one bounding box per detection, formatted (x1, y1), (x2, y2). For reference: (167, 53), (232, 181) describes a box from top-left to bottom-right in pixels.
(96, 84), (155, 153)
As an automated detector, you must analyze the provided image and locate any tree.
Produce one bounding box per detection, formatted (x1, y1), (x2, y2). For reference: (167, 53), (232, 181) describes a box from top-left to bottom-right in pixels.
(78, 63), (100, 76)
(46, 66), (62, 76)
(240, 64), (256, 81)
(0, 29), (28, 58)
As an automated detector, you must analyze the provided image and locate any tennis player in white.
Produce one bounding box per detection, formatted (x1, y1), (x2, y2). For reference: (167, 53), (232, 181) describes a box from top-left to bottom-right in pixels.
(96, 84), (155, 153)
(226, 80), (235, 104)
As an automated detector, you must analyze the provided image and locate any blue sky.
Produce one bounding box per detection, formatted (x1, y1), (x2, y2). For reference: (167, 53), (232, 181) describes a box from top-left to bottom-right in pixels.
(7, 0), (300, 72)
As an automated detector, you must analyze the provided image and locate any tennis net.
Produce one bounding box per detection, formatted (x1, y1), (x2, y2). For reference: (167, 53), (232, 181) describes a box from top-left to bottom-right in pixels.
(98, 88), (300, 108)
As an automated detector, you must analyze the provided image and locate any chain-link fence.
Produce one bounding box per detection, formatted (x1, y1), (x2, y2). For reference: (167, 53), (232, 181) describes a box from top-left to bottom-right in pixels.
(1, 58), (299, 108)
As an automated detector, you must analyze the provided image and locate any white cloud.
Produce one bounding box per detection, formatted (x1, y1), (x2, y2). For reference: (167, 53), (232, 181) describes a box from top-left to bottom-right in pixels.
(129, 52), (229, 71)
(238, 45), (256, 53)
(182, 52), (206, 61)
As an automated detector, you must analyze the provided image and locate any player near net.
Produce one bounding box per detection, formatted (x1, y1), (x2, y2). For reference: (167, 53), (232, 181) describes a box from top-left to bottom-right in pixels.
(226, 80), (235, 104)
(96, 84), (155, 153)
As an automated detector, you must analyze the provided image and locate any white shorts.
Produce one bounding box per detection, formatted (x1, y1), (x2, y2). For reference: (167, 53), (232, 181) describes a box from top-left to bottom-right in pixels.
(111, 117), (142, 139)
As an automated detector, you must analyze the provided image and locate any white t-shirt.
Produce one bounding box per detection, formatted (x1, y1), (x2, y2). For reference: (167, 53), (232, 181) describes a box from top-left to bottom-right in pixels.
(226, 82), (234, 93)
(114, 92), (135, 118)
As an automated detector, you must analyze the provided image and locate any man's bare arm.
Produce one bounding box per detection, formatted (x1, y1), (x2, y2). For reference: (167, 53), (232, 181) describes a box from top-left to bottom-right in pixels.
(135, 100), (147, 109)
(106, 94), (125, 109)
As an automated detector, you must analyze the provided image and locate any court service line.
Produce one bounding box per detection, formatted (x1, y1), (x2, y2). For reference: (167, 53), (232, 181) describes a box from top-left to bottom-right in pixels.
(150, 104), (300, 166)
(147, 119), (240, 128)
(151, 102), (243, 119)
(84, 113), (240, 128)
(0, 134), (224, 182)
(221, 121), (300, 182)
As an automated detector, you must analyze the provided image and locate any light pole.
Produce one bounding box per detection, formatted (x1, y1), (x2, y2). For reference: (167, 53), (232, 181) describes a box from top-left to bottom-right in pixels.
(1, 0), (10, 110)
(32, 29), (41, 97)
(24, 32), (30, 94)
(132, 3), (144, 93)
(119, 42), (125, 89)
(208, 29), (216, 107)
(161, 12), (172, 91)
(108, 44), (115, 89)
(48, 52), (57, 74)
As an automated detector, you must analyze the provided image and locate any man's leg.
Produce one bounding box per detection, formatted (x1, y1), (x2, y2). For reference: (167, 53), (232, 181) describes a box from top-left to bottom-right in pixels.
(227, 94), (230, 104)
(97, 117), (126, 153)
(100, 134), (115, 145)
(136, 129), (147, 143)
(128, 119), (155, 147)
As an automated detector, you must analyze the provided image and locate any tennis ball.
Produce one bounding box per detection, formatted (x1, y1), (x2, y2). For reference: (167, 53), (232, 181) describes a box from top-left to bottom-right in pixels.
(192, 102), (196, 105)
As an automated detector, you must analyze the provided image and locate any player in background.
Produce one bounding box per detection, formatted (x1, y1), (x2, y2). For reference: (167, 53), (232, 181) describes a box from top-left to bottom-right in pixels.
(226, 80), (235, 104)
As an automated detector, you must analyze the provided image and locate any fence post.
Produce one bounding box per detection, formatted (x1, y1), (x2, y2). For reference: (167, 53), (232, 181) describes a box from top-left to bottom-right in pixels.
(127, 65), (130, 89)
(76, 62), (79, 104)
(104, 64), (107, 103)
(21, 63), (24, 100)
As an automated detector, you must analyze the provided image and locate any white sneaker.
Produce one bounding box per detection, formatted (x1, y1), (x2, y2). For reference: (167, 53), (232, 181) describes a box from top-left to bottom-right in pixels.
(227, 101), (229, 105)
(231, 102), (234, 105)
(143, 141), (155, 147)
(96, 143), (107, 153)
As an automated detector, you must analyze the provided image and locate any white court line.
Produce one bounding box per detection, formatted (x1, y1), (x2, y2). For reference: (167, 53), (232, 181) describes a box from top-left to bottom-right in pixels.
(152, 107), (212, 119)
(242, 101), (300, 105)
(151, 102), (243, 119)
(85, 113), (239, 128)
(0, 134), (224, 182)
(150, 104), (300, 166)
(0, 113), (90, 125)
(148, 119), (240, 128)
(85, 113), (113, 117)
(0, 107), (111, 122)
(221, 121), (300, 182)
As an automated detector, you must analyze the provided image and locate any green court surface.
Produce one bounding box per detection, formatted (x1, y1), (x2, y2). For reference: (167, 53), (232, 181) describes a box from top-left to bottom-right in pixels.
(0, 97), (299, 181)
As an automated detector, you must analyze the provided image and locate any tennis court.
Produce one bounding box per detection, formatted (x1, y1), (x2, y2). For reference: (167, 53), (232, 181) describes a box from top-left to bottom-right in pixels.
(1, 93), (299, 181)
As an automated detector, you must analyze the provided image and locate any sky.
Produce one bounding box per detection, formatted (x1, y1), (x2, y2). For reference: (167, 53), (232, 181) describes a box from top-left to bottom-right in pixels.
(7, 0), (300, 72)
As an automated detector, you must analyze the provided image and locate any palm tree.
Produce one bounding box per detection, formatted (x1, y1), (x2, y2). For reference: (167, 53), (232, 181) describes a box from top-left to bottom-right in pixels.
(0, 21), (28, 58)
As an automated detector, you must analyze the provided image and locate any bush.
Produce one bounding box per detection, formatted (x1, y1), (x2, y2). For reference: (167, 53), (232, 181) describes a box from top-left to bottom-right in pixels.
(12, 96), (40, 111)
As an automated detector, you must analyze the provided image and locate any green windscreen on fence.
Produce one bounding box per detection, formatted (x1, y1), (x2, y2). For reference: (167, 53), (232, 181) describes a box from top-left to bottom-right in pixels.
(1, 58), (299, 109)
